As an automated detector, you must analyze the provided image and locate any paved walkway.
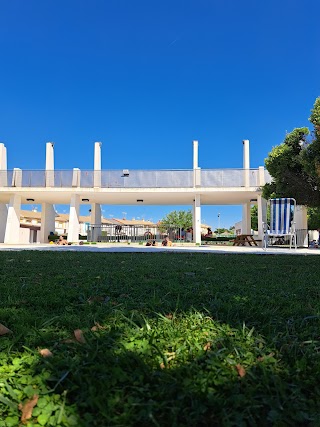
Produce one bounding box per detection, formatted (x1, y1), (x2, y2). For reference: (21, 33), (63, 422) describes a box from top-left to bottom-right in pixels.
(0, 243), (319, 255)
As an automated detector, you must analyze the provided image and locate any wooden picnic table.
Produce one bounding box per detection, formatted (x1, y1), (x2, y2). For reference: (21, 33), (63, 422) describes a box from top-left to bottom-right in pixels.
(233, 234), (258, 246)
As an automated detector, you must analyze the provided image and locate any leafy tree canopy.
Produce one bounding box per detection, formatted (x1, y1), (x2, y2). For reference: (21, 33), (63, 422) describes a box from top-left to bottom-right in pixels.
(263, 97), (320, 207)
(159, 210), (193, 229)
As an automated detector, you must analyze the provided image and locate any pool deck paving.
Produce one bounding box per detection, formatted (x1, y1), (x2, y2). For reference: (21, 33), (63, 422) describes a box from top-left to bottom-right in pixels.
(0, 243), (319, 255)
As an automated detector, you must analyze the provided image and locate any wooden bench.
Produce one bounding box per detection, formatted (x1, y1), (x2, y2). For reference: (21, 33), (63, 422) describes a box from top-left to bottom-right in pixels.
(233, 234), (258, 246)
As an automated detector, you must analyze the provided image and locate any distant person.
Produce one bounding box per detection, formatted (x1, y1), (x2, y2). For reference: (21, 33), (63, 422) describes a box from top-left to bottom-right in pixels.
(57, 235), (68, 245)
(206, 227), (213, 237)
(180, 227), (186, 239)
(146, 241), (152, 246)
(162, 236), (172, 247)
(152, 240), (157, 246)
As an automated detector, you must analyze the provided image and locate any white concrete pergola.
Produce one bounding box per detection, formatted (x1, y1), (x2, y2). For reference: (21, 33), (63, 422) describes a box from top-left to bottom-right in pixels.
(0, 140), (308, 245)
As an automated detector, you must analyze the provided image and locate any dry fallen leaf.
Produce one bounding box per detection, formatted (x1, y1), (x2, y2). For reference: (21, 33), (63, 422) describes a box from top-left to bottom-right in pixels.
(159, 362), (165, 369)
(0, 323), (12, 335)
(19, 394), (38, 422)
(203, 342), (211, 351)
(91, 322), (105, 332)
(257, 352), (275, 362)
(236, 364), (246, 378)
(165, 313), (173, 319)
(74, 329), (86, 344)
(39, 348), (53, 357)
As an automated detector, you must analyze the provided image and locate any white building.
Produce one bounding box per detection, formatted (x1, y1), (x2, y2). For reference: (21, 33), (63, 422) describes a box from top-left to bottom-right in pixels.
(0, 140), (307, 245)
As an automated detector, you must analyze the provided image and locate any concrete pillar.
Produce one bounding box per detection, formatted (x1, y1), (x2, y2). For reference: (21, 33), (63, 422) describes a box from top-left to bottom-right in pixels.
(0, 143), (7, 187)
(45, 142), (55, 187)
(258, 166), (265, 187)
(4, 195), (21, 244)
(0, 143), (8, 242)
(0, 204), (8, 243)
(242, 202), (251, 234)
(193, 194), (201, 244)
(94, 142), (102, 188)
(67, 194), (80, 243)
(40, 203), (56, 243)
(193, 140), (201, 187)
(295, 205), (308, 247)
(72, 168), (81, 187)
(257, 195), (267, 240)
(93, 142), (102, 239)
(12, 168), (22, 187)
(91, 203), (102, 242)
(243, 139), (250, 187)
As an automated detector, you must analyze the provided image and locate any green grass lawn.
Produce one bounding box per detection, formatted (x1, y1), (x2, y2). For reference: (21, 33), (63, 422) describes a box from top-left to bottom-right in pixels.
(0, 251), (320, 426)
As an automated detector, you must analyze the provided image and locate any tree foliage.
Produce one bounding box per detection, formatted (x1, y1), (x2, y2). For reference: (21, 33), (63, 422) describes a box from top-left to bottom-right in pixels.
(263, 97), (320, 207)
(307, 207), (320, 230)
(251, 205), (258, 231)
(159, 210), (193, 229)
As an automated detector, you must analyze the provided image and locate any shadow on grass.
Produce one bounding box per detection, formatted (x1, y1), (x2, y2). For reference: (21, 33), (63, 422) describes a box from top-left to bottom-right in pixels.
(1, 251), (320, 425)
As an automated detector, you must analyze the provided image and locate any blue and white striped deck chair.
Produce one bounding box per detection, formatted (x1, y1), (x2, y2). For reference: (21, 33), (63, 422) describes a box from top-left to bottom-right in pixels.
(263, 198), (297, 250)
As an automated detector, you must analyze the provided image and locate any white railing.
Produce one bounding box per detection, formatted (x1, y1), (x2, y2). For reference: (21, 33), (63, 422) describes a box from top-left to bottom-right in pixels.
(0, 168), (267, 188)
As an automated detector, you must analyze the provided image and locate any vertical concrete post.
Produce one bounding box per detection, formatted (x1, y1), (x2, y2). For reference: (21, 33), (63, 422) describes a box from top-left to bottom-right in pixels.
(4, 195), (21, 243)
(295, 205), (308, 247)
(243, 139), (250, 187)
(0, 204), (8, 243)
(0, 143), (7, 186)
(242, 202), (252, 234)
(193, 194), (201, 244)
(0, 143), (8, 242)
(72, 168), (81, 187)
(193, 140), (201, 187)
(258, 166), (265, 187)
(257, 195), (267, 241)
(45, 142), (55, 187)
(40, 203), (56, 243)
(91, 203), (102, 242)
(92, 142), (102, 240)
(68, 194), (80, 243)
(94, 142), (102, 188)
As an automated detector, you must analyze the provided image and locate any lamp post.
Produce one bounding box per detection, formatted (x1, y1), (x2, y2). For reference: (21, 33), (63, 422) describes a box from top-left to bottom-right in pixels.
(218, 213), (220, 236)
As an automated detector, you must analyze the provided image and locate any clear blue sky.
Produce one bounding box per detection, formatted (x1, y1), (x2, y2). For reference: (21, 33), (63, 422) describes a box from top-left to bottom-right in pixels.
(1, 0), (319, 228)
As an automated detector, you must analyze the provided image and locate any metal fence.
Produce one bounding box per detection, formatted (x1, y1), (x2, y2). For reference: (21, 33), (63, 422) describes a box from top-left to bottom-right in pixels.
(87, 224), (193, 243)
(267, 229), (308, 248)
(0, 168), (266, 188)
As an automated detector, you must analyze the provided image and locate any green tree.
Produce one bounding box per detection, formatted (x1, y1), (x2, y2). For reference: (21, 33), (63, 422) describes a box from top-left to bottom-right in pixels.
(159, 210), (193, 229)
(263, 97), (320, 207)
(251, 205), (258, 231)
(307, 207), (320, 230)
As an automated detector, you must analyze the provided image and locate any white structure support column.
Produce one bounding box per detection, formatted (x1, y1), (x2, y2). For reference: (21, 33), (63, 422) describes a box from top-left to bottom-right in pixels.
(0, 204), (8, 243)
(72, 168), (81, 187)
(242, 202), (252, 234)
(94, 142), (102, 188)
(68, 194), (80, 243)
(45, 142), (55, 187)
(295, 205), (308, 247)
(193, 194), (201, 244)
(243, 139), (250, 187)
(91, 203), (102, 242)
(0, 143), (8, 242)
(257, 195), (267, 240)
(4, 195), (21, 244)
(40, 203), (56, 243)
(0, 143), (7, 186)
(92, 142), (102, 240)
(193, 140), (201, 187)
